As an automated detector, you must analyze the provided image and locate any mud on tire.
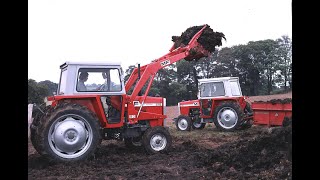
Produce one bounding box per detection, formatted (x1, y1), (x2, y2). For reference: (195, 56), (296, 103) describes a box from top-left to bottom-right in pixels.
(213, 101), (244, 132)
(30, 103), (102, 162)
(142, 126), (172, 154)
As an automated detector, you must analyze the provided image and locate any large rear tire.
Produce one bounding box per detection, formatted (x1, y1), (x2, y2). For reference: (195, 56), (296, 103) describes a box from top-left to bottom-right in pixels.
(30, 103), (102, 162)
(175, 115), (192, 131)
(142, 126), (172, 154)
(213, 101), (244, 132)
(30, 105), (52, 155)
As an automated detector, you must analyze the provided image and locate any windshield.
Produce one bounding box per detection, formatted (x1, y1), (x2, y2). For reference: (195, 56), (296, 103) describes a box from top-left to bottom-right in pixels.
(200, 82), (225, 97)
(77, 68), (122, 92)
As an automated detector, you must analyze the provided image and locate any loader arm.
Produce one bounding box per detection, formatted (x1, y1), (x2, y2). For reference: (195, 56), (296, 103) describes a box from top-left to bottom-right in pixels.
(124, 25), (210, 123)
(125, 25), (209, 101)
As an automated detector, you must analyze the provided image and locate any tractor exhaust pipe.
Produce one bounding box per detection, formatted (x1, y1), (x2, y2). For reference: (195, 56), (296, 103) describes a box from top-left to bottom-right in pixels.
(138, 63), (141, 80)
(138, 63), (142, 96)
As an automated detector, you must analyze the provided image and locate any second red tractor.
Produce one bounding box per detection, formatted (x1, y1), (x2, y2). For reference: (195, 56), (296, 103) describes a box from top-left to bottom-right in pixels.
(174, 77), (253, 132)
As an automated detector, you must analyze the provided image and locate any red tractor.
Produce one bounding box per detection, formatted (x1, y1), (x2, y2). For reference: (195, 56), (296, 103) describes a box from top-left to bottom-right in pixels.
(30, 25), (223, 162)
(174, 77), (253, 132)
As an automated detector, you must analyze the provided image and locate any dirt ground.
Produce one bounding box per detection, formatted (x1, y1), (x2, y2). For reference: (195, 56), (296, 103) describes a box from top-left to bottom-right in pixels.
(28, 92), (292, 180)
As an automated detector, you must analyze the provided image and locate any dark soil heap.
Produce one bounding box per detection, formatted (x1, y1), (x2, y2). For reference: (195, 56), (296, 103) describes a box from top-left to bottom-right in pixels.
(172, 24), (226, 53)
(195, 125), (292, 179)
(254, 98), (292, 104)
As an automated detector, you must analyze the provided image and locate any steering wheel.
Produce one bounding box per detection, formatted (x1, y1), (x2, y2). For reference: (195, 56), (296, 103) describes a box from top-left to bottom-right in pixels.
(97, 84), (106, 91)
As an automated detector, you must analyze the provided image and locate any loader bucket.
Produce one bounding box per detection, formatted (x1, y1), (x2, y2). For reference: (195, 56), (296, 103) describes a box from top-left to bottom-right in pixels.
(172, 24), (225, 61)
(185, 41), (211, 61)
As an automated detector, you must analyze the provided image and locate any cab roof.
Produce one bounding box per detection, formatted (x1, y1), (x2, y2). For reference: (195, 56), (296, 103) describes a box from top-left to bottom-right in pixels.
(60, 61), (122, 69)
(199, 77), (239, 83)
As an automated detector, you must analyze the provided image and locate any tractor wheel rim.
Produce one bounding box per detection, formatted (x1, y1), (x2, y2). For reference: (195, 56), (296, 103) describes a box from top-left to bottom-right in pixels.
(193, 122), (202, 128)
(150, 133), (167, 151)
(48, 114), (93, 159)
(178, 119), (188, 130)
(217, 107), (238, 129)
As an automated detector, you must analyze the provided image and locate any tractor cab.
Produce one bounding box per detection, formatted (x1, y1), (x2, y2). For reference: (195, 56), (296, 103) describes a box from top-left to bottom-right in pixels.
(198, 77), (242, 116)
(56, 62), (126, 124)
(58, 61), (125, 96)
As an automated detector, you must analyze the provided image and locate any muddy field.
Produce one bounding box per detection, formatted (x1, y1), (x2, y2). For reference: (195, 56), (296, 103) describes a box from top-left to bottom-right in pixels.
(28, 92), (292, 179)
(28, 125), (292, 180)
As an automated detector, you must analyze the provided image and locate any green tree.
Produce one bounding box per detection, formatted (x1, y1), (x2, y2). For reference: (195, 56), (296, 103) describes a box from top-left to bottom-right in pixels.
(195, 51), (218, 79)
(248, 39), (281, 95)
(214, 47), (240, 78)
(176, 60), (198, 99)
(28, 79), (49, 104)
(124, 65), (136, 84)
(38, 80), (58, 95)
(277, 35), (292, 92)
(166, 82), (189, 105)
(231, 44), (261, 95)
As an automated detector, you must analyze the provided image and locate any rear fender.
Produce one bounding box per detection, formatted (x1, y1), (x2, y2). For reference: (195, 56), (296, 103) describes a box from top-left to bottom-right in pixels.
(212, 97), (246, 109)
(53, 96), (108, 127)
(206, 98), (245, 118)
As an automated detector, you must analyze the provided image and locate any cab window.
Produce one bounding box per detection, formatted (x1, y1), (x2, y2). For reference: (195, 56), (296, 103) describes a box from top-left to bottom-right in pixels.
(76, 68), (122, 92)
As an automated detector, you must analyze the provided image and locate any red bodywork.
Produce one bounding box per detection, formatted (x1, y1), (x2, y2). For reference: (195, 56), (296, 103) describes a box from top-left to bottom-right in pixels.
(179, 100), (200, 115)
(251, 101), (292, 126)
(47, 95), (165, 128)
(179, 97), (247, 118)
(48, 25), (210, 129)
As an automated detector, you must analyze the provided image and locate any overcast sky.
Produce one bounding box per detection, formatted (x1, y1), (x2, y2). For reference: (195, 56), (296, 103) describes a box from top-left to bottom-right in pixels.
(28, 0), (292, 83)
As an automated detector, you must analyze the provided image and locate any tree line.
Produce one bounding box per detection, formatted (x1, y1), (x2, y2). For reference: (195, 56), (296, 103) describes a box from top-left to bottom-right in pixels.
(125, 35), (292, 105)
(29, 35), (292, 106)
(28, 79), (58, 104)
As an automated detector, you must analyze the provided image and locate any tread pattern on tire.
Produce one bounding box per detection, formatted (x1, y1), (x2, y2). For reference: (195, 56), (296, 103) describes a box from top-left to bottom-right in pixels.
(30, 102), (102, 162)
(213, 101), (244, 132)
(142, 126), (172, 154)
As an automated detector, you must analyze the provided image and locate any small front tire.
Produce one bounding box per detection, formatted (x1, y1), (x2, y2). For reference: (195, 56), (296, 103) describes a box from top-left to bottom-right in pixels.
(142, 126), (172, 154)
(175, 115), (192, 131)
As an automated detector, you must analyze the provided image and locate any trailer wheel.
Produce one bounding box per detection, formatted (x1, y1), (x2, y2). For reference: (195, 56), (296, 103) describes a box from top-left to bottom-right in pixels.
(175, 115), (192, 131)
(31, 103), (102, 162)
(213, 101), (244, 131)
(142, 126), (172, 154)
(282, 116), (292, 127)
(192, 121), (206, 130)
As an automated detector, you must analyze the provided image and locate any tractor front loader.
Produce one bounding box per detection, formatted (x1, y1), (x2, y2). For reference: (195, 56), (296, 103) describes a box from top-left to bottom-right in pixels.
(30, 24), (225, 162)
